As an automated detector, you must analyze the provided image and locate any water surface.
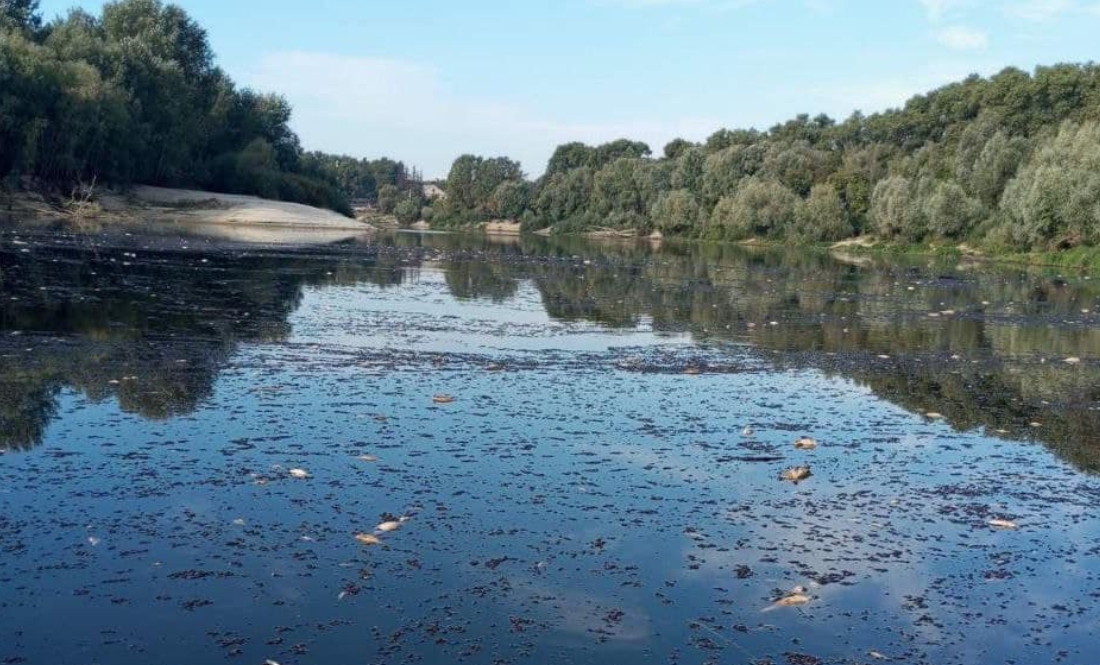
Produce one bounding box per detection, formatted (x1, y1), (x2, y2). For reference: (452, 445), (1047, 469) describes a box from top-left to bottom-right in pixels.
(2, 226), (1099, 665)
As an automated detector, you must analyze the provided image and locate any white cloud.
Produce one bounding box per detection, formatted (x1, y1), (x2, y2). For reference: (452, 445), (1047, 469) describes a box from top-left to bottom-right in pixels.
(919, 0), (964, 20)
(935, 25), (990, 49)
(243, 52), (723, 178)
(1005, 0), (1076, 20)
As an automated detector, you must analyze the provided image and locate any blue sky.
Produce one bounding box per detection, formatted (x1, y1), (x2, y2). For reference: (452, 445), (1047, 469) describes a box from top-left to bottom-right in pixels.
(36, 0), (1100, 177)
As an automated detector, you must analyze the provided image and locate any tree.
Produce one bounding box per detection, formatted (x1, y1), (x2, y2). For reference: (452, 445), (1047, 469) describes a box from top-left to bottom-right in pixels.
(710, 178), (798, 240)
(870, 176), (925, 240)
(394, 194), (422, 224)
(377, 184), (399, 214)
(1000, 121), (1100, 248)
(663, 138), (695, 160)
(546, 142), (595, 174)
(1, 0), (41, 34)
(793, 184), (853, 242)
(651, 189), (700, 234)
(488, 180), (529, 219)
(923, 180), (982, 239)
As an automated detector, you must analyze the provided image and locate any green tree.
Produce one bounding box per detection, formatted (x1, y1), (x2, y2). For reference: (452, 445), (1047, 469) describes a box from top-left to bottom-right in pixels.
(651, 189), (700, 234)
(1000, 121), (1100, 248)
(793, 184), (853, 242)
(710, 178), (798, 240)
(1, 0), (41, 34)
(377, 184), (399, 214)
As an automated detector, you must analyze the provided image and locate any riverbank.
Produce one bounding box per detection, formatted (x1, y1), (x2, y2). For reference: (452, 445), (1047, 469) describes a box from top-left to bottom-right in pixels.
(2, 185), (374, 232)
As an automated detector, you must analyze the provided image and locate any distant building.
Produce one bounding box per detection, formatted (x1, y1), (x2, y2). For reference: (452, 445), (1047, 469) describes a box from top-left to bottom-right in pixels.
(422, 183), (447, 200)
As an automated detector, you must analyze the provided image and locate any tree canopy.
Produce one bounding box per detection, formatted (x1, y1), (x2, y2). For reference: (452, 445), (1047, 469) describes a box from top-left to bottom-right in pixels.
(428, 62), (1100, 252)
(0, 0), (417, 216)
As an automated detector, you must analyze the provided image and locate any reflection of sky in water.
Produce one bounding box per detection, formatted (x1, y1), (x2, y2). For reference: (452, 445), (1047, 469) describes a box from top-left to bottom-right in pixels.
(1, 229), (1100, 664)
(289, 269), (694, 353)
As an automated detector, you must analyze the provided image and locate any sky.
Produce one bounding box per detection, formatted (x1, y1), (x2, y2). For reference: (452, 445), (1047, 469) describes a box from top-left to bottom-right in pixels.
(35, 0), (1100, 178)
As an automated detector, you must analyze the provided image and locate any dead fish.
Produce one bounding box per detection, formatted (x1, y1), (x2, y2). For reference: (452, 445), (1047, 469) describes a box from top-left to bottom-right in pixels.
(354, 533), (382, 546)
(87, 536), (101, 547)
(264, 660), (281, 665)
(781, 466), (812, 483)
(433, 394), (455, 404)
(989, 519), (1019, 530)
(357, 454), (379, 463)
(376, 521), (402, 533)
(288, 468), (311, 479)
(869, 651), (888, 660)
(925, 412), (944, 419)
(741, 426), (755, 437)
(1065, 357), (1081, 364)
(683, 366), (702, 375)
(232, 518), (246, 526)
(773, 593), (811, 607)
(794, 437), (818, 450)
(765, 587), (812, 611)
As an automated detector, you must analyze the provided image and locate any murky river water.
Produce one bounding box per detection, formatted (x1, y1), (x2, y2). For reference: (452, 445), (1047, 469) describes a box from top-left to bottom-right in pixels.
(2, 225), (1100, 665)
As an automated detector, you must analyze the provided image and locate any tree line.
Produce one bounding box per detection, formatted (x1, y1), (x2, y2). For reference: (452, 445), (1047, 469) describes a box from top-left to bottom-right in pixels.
(430, 65), (1100, 252)
(0, 0), (422, 215)
(6, 0), (1100, 251)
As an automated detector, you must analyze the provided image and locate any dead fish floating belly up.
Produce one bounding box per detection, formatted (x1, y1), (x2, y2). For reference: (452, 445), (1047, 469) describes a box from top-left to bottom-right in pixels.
(781, 466), (813, 483)
(433, 394), (456, 404)
(355, 533), (382, 546)
(764, 586), (813, 611)
(989, 519), (1019, 530)
(288, 468), (311, 479)
(794, 437), (818, 450)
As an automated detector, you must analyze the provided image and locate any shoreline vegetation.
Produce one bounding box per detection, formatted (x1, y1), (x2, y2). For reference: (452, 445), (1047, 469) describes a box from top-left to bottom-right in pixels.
(4, 1), (1100, 269)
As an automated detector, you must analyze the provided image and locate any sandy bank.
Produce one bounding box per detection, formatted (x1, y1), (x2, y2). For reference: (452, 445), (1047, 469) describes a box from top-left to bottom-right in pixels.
(4, 185), (371, 231)
(482, 220), (522, 235)
(105, 186), (371, 230)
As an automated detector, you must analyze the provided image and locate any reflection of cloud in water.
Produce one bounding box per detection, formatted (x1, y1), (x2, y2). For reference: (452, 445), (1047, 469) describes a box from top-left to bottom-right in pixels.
(509, 579), (652, 647)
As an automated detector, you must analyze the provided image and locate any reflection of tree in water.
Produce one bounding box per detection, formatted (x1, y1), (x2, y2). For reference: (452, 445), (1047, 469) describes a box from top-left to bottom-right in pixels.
(0, 243), (396, 451)
(444, 261), (520, 303)
(421, 234), (1100, 472)
(5, 232), (1100, 472)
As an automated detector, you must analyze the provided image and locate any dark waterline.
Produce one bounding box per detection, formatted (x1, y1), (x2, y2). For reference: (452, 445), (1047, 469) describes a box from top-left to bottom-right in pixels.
(1, 225), (1099, 665)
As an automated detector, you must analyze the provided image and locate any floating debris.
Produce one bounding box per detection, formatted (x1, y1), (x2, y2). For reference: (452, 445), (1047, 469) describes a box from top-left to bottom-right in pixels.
(354, 533), (382, 546)
(766, 587), (813, 611)
(741, 426), (755, 437)
(781, 466), (813, 483)
(794, 437), (818, 450)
